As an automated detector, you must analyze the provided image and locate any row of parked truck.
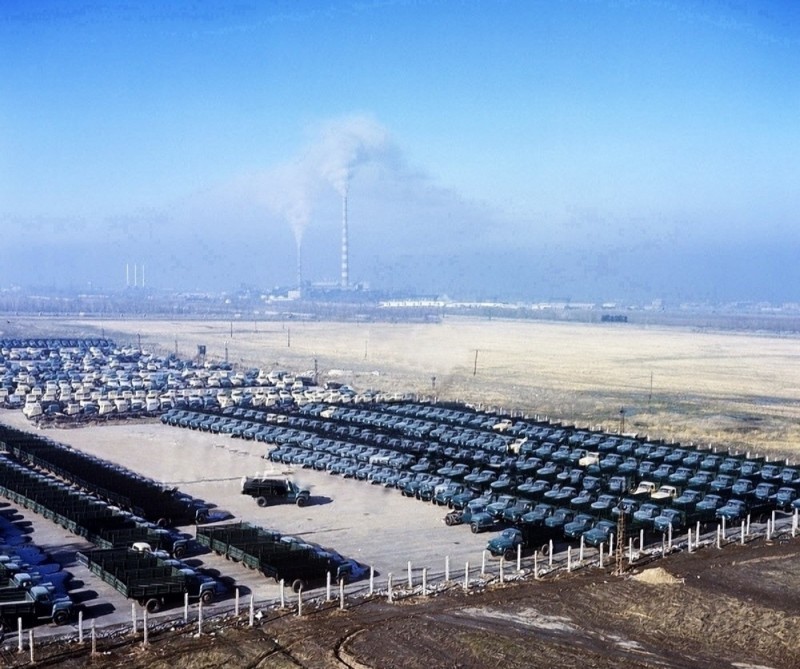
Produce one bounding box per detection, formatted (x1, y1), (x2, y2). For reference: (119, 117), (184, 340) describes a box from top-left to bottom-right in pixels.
(195, 522), (366, 593)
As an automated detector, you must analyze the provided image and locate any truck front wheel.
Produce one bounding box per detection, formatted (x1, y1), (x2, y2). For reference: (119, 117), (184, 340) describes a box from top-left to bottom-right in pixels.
(291, 579), (306, 593)
(504, 550), (516, 562)
(296, 496), (308, 507)
(470, 524), (479, 534)
(53, 610), (69, 625)
(201, 590), (214, 605)
(173, 545), (187, 559)
(145, 598), (162, 613)
(256, 496), (268, 507)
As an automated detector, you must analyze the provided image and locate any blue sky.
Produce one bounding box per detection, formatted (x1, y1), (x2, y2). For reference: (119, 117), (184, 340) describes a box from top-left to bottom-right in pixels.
(1, 0), (798, 301)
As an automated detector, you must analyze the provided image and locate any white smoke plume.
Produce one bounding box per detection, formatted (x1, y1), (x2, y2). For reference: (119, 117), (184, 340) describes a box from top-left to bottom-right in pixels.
(256, 113), (391, 256)
(310, 113), (391, 197)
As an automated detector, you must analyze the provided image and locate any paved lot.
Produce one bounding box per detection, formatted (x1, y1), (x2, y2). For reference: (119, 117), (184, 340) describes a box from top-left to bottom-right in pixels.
(0, 409), (493, 640)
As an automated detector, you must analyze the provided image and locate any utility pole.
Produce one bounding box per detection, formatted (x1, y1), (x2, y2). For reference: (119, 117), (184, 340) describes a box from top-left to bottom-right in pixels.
(287, 328), (291, 348)
(619, 407), (625, 434)
(473, 350), (479, 377)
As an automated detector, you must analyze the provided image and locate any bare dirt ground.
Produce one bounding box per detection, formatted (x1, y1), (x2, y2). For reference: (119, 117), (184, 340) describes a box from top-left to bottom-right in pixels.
(24, 538), (800, 669)
(2, 315), (800, 668)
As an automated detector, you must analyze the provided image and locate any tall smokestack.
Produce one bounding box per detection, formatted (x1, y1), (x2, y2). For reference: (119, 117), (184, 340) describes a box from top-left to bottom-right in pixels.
(340, 189), (349, 289)
(296, 239), (303, 293)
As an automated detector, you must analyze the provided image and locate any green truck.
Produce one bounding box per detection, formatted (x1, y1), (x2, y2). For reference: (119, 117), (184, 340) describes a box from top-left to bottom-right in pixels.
(76, 548), (217, 613)
(0, 585), (76, 630)
(240, 475), (310, 507)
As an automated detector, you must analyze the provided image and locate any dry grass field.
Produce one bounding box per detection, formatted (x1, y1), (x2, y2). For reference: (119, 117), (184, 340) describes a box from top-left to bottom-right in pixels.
(13, 315), (800, 459)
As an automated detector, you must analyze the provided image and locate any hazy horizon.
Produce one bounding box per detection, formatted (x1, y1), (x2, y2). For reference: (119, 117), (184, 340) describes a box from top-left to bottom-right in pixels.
(2, 1), (798, 303)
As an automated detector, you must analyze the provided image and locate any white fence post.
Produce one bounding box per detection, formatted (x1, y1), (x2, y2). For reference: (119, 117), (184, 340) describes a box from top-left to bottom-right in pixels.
(445, 555), (450, 582)
(408, 561), (413, 588)
(369, 566), (375, 595)
(388, 573), (394, 603)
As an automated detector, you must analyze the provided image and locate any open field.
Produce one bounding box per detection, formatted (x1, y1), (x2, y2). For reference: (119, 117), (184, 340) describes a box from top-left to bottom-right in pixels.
(6, 315), (800, 458)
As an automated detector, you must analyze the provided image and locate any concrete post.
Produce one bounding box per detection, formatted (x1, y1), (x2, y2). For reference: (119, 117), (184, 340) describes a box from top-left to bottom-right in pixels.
(567, 546), (572, 572)
(78, 610), (83, 644)
(369, 566), (375, 595)
(517, 544), (522, 572)
(548, 540), (554, 567)
(722, 516), (726, 538)
(668, 523), (673, 551)
(696, 521), (701, 541)
(249, 595), (254, 627)
(499, 558), (504, 583)
(280, 580), (285, 608)
(741, 521), (746, 545)
(599, 543), (604, 568)
(639, 528), (644, 553)
(445, 555), (450, 582)
(91, 621), (97, 656)
(17, 617), (22, 653)
(235, 587), (240, 616)
(534, 551), (539, 579)
(197, 599), (203, 635)
(579, 535), (585, 563)
(326, 571), (332, 602)
(297, 588), (302, 617)
(131, 602), (137, 635)
(388, 573), (394, 603)
(184, 592), (189, 622)
(143, 608), (149, 646)
(408, 561), (413, 588)
(628, 537), (633, 563)
(688, 529), (692, 553)
(422, 568), (428, 596)
(28, 630), (33, 665)
(339, 579), (345, 610)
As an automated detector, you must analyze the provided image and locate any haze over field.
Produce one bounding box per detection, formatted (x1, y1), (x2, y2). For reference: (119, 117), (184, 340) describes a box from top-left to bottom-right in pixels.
(1, 1), (798, 302)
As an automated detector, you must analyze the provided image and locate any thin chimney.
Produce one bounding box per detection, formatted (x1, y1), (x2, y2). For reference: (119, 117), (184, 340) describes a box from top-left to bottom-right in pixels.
(340, 189), (349, 288)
